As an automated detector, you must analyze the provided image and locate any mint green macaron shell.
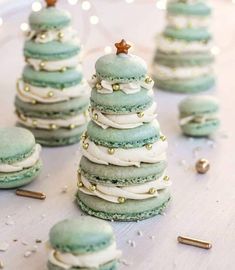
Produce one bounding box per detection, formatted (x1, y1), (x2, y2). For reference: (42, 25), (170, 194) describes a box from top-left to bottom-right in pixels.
(77, 189), (171, 221)
(95, 53), (147, 82)
(91, 88), (153, 114)
(80, 156), (167, 186)
(24, 40), (80, 61)
(47, 260), (117, 270)
(29, 7), (71, 30)
(23, 66), (82, 89)
(167, 2), (211, 16)
(164, 27), (211, 42)
(0, 160), (42, 189)
(0, 127), (35, 164)
(87, 121), (160, 148)
(49, 217), (114, 254)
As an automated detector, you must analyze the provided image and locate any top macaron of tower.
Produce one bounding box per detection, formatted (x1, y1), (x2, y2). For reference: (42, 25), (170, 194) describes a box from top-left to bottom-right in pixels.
(15, 0), (90, 146)
(153, 0), (215, 93)
(76, 40), (171, 222)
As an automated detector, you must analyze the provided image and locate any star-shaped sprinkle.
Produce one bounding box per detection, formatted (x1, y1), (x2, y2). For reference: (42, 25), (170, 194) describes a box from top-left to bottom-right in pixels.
(115, 39), (131, 55)
(45, 0), (57, 7)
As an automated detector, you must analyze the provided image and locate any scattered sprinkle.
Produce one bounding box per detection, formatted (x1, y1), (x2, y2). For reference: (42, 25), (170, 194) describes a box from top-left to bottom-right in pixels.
(130, 241), (136, 248)
(61, 185), (68, 193)
(137, 230), (143, 236)
(149, 235), (155, 240)
(207, 140), (216, 148)
(24, 251), (32, 258)
(0, 243), (9, 252)
(41, 214), (46, 219)
(5, 220), (14, 226)
(126, 240), (132, 245)
(119, 259), (133, 266)
(0, 260), (4, 269)
(13, 239), (18, 242)
(22, 241), (28, 246)
(31, 245), (38, 252)
(179, 159), (186, 166)
(35, 239), (42, 244)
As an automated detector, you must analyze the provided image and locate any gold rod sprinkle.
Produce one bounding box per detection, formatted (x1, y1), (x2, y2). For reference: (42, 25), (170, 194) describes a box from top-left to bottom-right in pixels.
(16, 189), (46, 200)
(177, 236), (212, 250)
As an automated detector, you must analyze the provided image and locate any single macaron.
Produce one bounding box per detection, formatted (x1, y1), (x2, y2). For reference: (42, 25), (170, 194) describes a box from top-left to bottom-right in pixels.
(29, 7), (71, 31)
(47, 217), (121, 270)
(0, 127), (42, 189)
(179, 95), (220, 137)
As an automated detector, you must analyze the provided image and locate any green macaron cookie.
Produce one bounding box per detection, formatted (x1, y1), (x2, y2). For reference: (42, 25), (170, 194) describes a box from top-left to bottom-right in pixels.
(23, 65), (82, 89)
(48, 217), (121, 270)
(79, 156), (167, 186)
(24, 40), (81, 61)
(86, 121), (160, 149)
(29, 7), (71, 31)
(167, 1), (212, 17)
(77, 189), (171, 222)
(179, 95), (220, 137)
(91, 88), (153, 114)
(95, 53), (147, 82)
(155, 74), (215, 93)
(0, 127), (42, 189)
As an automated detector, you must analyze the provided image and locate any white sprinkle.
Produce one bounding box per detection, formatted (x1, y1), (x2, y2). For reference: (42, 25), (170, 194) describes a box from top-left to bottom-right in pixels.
(130, 241), (136, 247)
(207, 140), (216, 148)
(24, 251), (32, 257)
(179, 159), (186, 166)
(0, 242), (9, 252)
(27, 206), (31, 209)
(41, 214), (46, 219)
(22, 241), (28, 246)
(0, 260), (4, 269)
(61, 185), (68, 193)
(126, 239), (132, 245)
(31, 245), (38, 252)
(137, 230), (143, 236)
(119, 259), (133, 266)
(161, 212), (166, 216)
(149, 235), (155, 240)
(5, 220), (14, 226)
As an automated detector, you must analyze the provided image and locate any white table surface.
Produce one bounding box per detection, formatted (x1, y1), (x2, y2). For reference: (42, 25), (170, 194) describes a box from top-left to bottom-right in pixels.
(1, 1), (235, 269)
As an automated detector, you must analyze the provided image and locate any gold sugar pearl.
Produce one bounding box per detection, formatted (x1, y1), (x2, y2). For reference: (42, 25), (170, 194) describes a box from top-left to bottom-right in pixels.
(195, 159), (210, 174)
(92, 113), (98, 121)
(92, 74), (97, 79)
(32, 120), (37, 127)
(137, 112), (144, 118)
(145, 76), (153, 84)
(84, 110), (89, 117)
(58, 32), (64, 39)
(83, 143), (89, 150)
(31, 99), (37, 105)
(96, 83), (102, 90)
(40, 33), (46, 40)
(163, 175), (170, 181)
(108, 148), (115, 155)
(19, 114), (27, 122)
(112, 84), (120, 91)
(81, 131), (88, 140)
(149, 187), (157, 194)
(77, 181), (83, 188)
(47, 91), (54, 98)
(69, 124), (76, 129)
(145, 144), (152, 150)
(50, 124), (57, 130)
(89, 185), (97, 192)
(118, 197), (126, 204)
(24, 85), (30, 92)
(40, 61), (45, 69)
(60, 67), (67, 72)
(160, 135), (166, 141)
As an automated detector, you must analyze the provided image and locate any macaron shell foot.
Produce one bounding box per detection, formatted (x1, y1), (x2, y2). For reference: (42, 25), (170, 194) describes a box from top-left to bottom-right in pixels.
(77, 189), (171, 222)
(0, 160), (42, 189)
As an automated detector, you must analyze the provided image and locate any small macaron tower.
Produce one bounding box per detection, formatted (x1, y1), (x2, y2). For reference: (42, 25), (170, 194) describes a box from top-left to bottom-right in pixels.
(179, 95), (220, 137)
(15, 0), (89, 146)
(0, 127), (42, 189)
(47, 217), (122, 270)
(77, 40), (171, 221)
(153, 0), (215, 93)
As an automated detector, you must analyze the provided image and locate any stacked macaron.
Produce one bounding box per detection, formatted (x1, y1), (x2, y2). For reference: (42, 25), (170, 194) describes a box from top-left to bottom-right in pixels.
(153, 0), (215, 93)
(47, 217), (121, 270)
(0, 127), (42, 189)
(15, 0), (89, 146)
(77, 40), (171, 221)
(179, 95), (220, 137)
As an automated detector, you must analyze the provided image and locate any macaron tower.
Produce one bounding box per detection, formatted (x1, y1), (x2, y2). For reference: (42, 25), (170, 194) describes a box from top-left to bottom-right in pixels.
(77, 40), (171, 221)
(47, 217), (122, 270)
(153, 0), (215, 93)
(15, 0), (89, 146)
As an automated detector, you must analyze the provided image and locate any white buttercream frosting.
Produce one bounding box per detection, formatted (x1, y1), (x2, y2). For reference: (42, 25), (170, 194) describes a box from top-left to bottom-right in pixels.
(26, 26), (78, 43)
(48, 242), (121, 269)
(0, 144), (41, 173)
(167, 14), (210, 29)
(78, 174), (171, 203)
(17, 113), (89, 130)
(90, 103), (157, 129)
(157, 34), (212, 53)
(89, 76), (154, 95)
(26, 55), (82, 71)
(81, 137), (167, 167)
(153, 64), (212, 80)
(180, 113), (218, 126)
(17, 79), (89, 104)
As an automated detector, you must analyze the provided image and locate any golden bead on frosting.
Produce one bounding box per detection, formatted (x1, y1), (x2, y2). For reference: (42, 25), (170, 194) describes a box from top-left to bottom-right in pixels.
(83, 143), (89, 150)
(69, 124), (76, 129)
(108, 148), (115, 155)
(149, 187), (157, 194)
(137, 112), (144, 118)
(40, 61), (45, 69)
(24, 85), (30, 92)
(118, 197), (126, 204)
(50, 124), (57, 130)
(163, 175), (170, 181)
(145, 76), (153, 84)
(89, 185), (97, 192)
(47, 91), (54, 97)
(145, 144), (152, 150)
(195, 159), (210, 174)
(96, 83), (102, 90)
(112, 84), (120, 91)
(160, 135), (166, 141)
(92, 113), (98, 121)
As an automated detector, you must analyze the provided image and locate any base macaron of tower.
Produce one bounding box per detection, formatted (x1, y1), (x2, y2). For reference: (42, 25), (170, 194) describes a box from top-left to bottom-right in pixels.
(15, 0), (89, 146)
(76, 40), (171, 222)
(153, 0), (215, 93)
(179, 95), (220, 137)
(47, 217), (122, 270)
(0, 127), (42, 189)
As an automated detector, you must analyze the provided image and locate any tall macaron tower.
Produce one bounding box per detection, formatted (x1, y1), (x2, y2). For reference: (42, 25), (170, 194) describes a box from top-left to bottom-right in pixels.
(153, 0), (215, 93)
(15, 0), (89, 146)
(77, 40), (171, 222)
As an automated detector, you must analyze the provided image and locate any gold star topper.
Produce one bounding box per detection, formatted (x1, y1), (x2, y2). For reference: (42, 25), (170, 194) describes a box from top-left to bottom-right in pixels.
(45, 0), (57, 7)
(115, 39), (131, 55)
